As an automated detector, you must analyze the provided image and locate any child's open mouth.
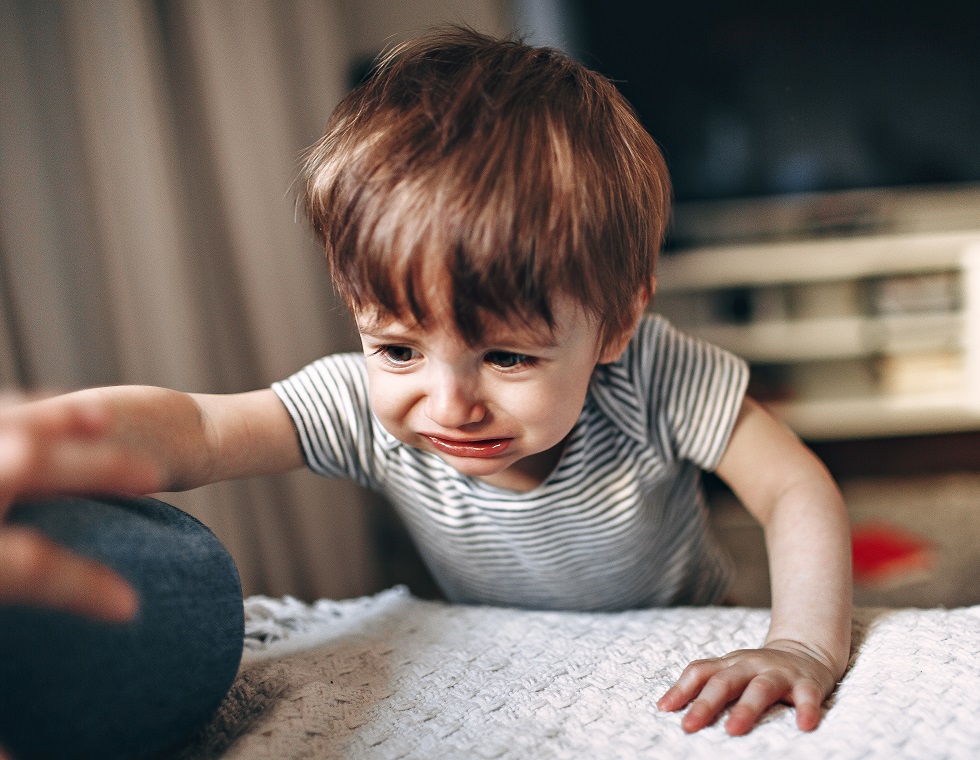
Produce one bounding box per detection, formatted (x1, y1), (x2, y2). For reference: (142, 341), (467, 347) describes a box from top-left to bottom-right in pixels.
(425, 435), (512, 458)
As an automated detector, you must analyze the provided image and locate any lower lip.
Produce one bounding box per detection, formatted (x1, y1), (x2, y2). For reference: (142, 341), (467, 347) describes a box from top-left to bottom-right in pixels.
(425, 436), (512, 458)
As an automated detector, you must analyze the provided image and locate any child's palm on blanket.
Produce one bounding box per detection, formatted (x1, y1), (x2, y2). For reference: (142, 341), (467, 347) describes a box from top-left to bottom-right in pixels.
(657, 639), (840, 735)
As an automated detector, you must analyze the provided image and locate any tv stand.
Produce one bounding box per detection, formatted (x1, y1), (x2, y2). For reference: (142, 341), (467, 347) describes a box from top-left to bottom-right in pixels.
(657, 223), (980, 442)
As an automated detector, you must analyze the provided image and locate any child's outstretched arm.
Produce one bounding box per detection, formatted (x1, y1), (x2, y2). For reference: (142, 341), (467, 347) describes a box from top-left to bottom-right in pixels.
(657, 396), (852, 735)
(0, 386), (301, 618)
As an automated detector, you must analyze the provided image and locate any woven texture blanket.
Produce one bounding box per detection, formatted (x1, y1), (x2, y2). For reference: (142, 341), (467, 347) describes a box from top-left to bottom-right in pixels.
(176, 588), (980, 759)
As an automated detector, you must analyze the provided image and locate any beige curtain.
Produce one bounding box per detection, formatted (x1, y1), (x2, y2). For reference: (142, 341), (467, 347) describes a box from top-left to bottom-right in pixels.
(0, 0), (376, 600)
(0, 0), (507, 600)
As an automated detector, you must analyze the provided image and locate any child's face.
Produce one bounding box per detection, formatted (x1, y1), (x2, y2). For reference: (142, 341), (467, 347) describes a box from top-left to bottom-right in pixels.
(355, 295), (621, 492)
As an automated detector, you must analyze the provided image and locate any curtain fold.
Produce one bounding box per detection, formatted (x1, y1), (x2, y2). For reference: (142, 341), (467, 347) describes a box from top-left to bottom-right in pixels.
(0, 0), (123, 389)
(0, 0), (381, 599)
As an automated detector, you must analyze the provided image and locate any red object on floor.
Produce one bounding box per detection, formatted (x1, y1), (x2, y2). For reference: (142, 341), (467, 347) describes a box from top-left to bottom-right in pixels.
(851, 521), (935, 586)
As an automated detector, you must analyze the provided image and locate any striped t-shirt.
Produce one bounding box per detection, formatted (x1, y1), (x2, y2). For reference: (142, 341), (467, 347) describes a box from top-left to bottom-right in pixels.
(272, 314), (749, 612)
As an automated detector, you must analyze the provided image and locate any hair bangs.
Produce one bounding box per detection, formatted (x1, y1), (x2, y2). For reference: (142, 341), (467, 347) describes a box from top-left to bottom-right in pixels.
(332, 166), (565, 345)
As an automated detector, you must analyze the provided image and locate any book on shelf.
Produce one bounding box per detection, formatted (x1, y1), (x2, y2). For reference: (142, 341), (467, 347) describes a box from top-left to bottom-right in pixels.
(872, 352), (964, 397)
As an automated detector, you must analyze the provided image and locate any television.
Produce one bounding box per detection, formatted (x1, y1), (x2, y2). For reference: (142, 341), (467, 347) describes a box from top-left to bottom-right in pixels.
(572, 0), (980, 249)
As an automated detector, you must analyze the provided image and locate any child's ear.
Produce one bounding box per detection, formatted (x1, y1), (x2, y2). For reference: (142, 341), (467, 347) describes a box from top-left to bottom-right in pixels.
(598, 279), (654, 364)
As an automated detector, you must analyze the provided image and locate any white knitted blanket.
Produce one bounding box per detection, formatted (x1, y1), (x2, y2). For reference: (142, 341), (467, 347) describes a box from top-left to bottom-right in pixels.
(178, 588), (980, 759)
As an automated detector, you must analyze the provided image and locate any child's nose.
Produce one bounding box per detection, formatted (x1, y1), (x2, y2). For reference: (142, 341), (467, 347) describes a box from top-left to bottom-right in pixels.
(424, 372), (485, 428)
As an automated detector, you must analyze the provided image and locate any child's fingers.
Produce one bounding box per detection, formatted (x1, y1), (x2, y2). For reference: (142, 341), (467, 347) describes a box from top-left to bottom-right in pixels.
(656, 684), (691, 713)
(657, 656), (726, 712)
(680, 693), (731, 733)
(723, 673), (793, 735)
(0, 429), (32, 514)
(0, 429), (160, 505)
(0, 397), (116, 507)
(660, 650), (833, 736)
(0, 393), (108, 438)
(0, 527), (138, 621)
(791, 680), (827, 731)
(726, 676), (826, 734)
(681, 670), (819, 736)
(677, 658), (754, 733)
(22, 439), (161, 497)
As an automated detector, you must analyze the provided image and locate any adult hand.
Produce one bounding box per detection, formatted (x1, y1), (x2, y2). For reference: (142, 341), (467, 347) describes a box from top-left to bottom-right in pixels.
(0, 394), (158, 621)
(657, 639), (840, 735)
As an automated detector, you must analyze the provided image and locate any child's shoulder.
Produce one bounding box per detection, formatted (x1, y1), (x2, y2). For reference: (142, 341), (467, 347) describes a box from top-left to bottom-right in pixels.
(636, 311), (670, 336)
(604, 312), (746, 390)
(636, 312), (741, 358)
(275, 351), (370, 400)
(306, 351), (368, 373)
(621, 312), (678, 359)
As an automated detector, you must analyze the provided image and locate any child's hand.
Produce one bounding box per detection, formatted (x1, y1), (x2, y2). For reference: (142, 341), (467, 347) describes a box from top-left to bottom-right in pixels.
(657, 639), (840, 736)
(0, 394), (159, 620)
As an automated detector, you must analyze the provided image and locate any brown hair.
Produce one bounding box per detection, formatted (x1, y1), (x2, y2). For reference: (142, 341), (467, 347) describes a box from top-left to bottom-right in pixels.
(300, 26), (671, 348)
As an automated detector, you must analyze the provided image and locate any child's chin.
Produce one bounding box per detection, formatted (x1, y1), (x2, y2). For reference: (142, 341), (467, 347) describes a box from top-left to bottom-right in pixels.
(436, 453), (511, 477)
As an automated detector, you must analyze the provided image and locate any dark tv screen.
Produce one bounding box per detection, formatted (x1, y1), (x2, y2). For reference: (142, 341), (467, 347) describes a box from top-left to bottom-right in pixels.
(575, 1), (980, 205)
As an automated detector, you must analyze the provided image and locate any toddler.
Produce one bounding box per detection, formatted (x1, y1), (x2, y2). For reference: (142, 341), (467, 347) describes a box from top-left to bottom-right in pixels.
(2, 26), (851, 745)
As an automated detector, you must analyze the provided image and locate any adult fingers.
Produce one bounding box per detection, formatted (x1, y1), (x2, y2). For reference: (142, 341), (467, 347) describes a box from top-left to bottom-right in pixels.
(0, 527), (137, 622)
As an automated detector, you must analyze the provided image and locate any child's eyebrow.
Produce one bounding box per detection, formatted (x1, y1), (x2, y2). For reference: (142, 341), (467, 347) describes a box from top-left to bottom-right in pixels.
(356, 324), (412, 341)
(481, 323), (560, 350)
(353, 312), (411, 336)
(357, 321), (560, 351)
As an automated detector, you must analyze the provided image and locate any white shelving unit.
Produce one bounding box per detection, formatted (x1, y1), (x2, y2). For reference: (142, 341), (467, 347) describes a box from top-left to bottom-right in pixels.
(656, 231), (980, 441)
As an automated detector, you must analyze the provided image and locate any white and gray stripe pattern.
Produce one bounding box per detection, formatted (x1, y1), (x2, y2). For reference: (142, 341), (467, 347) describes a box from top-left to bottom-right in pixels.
(272, 314), (749, 612)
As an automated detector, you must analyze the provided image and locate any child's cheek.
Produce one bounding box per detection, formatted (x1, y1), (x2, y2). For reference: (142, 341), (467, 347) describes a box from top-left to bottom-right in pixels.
(365, 374), (401, 426)
(367, 372), (424, 434)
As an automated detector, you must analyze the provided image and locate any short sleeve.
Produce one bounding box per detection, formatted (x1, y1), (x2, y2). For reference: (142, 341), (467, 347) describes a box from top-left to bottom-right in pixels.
(636, 315), (749, 470)
(271, 353), (378, 486)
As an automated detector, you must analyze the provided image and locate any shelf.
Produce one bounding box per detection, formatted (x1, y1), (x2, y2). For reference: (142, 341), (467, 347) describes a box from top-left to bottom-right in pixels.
(691, 312), (964, 363)
(658, 231), (980, 292)
(655, 231), (980, 440)
(767, 392), (980, 442)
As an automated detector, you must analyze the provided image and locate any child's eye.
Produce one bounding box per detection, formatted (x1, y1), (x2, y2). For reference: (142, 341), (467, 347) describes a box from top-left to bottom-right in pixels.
(485, 351), (533, 369)
(376, 345), (420, 365)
